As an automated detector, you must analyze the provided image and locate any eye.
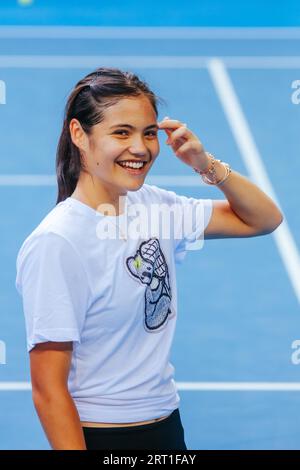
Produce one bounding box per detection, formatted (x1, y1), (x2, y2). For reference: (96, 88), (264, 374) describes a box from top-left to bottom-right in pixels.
(114, 130), (129, 136)
(113, 130), (158, 137)
(146, 131), (158, 137)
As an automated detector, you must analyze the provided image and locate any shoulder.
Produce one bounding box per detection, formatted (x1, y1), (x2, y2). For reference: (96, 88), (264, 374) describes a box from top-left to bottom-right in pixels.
(15, 226), (88, 297)
(135, 183), (177, 205)
(16, 201), (82, 269)
(137, 183), (212, 210)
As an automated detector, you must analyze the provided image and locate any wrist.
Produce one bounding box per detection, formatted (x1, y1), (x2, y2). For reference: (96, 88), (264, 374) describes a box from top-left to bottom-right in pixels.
(193, 151), (212, 173)
(193, 152), (232, 186)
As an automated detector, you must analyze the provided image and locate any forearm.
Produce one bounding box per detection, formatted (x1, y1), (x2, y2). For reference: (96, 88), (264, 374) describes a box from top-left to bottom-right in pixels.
(160, 118), (282, 230)
(199, 157), (283, 230)
(33, 387), (87, 450)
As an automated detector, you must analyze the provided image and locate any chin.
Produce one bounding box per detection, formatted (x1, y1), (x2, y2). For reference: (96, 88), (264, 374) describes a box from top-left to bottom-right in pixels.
(126, 179), (145, 191)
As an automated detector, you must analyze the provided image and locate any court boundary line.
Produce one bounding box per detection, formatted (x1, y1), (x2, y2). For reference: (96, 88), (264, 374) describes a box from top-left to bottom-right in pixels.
(1, 26), (300, 39)
(2, 381), (300, 391)
(207, 58), (300, 305)
(0, 174), (208, 187)
(1, 55), (300, 68)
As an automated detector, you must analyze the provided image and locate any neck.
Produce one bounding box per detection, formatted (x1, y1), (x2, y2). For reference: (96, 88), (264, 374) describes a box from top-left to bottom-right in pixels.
(71, 171), (127, 216)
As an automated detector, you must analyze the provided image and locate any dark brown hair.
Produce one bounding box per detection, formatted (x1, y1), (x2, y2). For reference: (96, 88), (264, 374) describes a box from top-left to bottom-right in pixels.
(55, 67), (165, 204)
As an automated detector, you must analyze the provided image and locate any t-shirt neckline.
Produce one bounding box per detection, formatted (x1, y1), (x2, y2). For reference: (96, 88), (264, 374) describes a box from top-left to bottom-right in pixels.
(64, 196), (130, 220)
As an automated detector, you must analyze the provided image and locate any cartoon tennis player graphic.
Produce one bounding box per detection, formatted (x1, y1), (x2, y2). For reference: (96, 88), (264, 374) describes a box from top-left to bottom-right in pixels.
(126, 238), (173, 330)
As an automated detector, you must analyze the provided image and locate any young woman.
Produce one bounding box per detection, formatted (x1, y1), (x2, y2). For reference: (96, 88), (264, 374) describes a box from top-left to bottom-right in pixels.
(15, 67), (283, 450)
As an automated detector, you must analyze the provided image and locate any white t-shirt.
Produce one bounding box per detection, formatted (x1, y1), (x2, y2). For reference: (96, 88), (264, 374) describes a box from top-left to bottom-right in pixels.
(15, 183), (213, 423)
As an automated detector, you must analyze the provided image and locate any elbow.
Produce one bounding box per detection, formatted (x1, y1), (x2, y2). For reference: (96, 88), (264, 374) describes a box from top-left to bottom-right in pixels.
(270, 208), (284, 232)
(32, 387), (47, 413)
(263, 210), (284, 234)
(32, 386), (49, 409)
(251, 209), (284, 236)
(32, 383), (68, 409)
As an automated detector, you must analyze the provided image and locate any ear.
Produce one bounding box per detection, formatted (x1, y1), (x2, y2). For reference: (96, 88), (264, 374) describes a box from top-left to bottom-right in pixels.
(69, 118), (89, 153)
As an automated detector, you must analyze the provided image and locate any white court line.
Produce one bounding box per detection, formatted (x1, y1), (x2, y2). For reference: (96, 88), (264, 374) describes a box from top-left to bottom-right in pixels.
(1, 55), (300, 68)
(178, 382), (300, 391)
(208, 58), (300, 306)
(0, 26), (300, 39)
(2, 382), (300, 391)
(0, 175), (56, 186)
(0, 382), (31, 391)
(0, 174), (205, 187)
(220, 56), (300, 68)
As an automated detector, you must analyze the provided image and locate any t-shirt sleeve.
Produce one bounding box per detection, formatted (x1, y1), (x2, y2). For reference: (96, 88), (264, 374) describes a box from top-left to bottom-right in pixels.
(15, 231), (91, 353)
(148, 185), (213, 265)
(173, 193), (213, 264)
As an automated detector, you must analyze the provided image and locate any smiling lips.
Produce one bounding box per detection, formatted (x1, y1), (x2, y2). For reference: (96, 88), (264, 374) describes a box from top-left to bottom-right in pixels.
(117, 161), (146, 168)
(116, 160), (148, 175)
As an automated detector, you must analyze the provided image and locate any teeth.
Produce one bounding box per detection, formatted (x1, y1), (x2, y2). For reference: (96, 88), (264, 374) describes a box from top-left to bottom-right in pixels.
(119, 161), (144, 169)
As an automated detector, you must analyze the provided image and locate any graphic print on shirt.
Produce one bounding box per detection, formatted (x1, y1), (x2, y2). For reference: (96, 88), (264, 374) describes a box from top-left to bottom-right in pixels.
(126, 238), (172, 331)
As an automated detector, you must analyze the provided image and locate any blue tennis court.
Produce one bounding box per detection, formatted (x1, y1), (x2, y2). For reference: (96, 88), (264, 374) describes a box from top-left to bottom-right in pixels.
(0, 1), (300, 450)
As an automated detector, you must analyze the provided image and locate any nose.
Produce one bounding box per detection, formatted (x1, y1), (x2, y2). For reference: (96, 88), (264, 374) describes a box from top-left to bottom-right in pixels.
(128, 147), (147, 157)
(128, 136), (148, 156)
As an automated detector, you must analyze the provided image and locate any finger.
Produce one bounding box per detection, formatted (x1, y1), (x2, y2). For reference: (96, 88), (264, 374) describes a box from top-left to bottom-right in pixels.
(158, 119), (184, 130)
(174, 141), (191, 156)
(167, 126), (189, 145)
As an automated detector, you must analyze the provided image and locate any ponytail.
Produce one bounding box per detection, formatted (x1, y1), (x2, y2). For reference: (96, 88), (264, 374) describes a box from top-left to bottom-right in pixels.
(56, 119), (82, 204)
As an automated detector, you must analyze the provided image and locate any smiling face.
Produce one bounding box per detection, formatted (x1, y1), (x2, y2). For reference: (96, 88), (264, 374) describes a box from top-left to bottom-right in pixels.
(74, 95), (160, 201)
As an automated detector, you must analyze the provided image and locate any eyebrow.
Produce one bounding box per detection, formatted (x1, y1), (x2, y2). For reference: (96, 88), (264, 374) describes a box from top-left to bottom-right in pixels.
(109, 123), (158, 130)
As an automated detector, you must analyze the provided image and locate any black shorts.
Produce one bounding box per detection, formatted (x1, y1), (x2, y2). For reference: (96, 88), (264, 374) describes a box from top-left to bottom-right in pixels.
(82, 408), (187, 450)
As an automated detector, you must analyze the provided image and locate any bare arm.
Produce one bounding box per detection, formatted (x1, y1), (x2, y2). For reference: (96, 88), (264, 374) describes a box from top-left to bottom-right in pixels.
(30, 341), (87, 450)
(156, 118), (283, 239)
(203, 167), (283, 239)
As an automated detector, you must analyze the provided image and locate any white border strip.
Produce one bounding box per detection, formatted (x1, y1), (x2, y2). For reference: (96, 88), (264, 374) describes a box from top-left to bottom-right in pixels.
(1, 55), (300, 69)
(1, 27), (300, 39)
(2, 382), (300, 391)
(0, 175), (205, 187)
(208, 58), (300, 305)
(179, 382), (300, 391)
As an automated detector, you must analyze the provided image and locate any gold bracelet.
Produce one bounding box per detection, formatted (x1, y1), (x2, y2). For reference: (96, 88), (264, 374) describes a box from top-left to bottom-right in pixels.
(193, 152), (232, 186)
(194, 152), (221, 184)
(215, 163), (232, 186)
(196, 152), (215, 175)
